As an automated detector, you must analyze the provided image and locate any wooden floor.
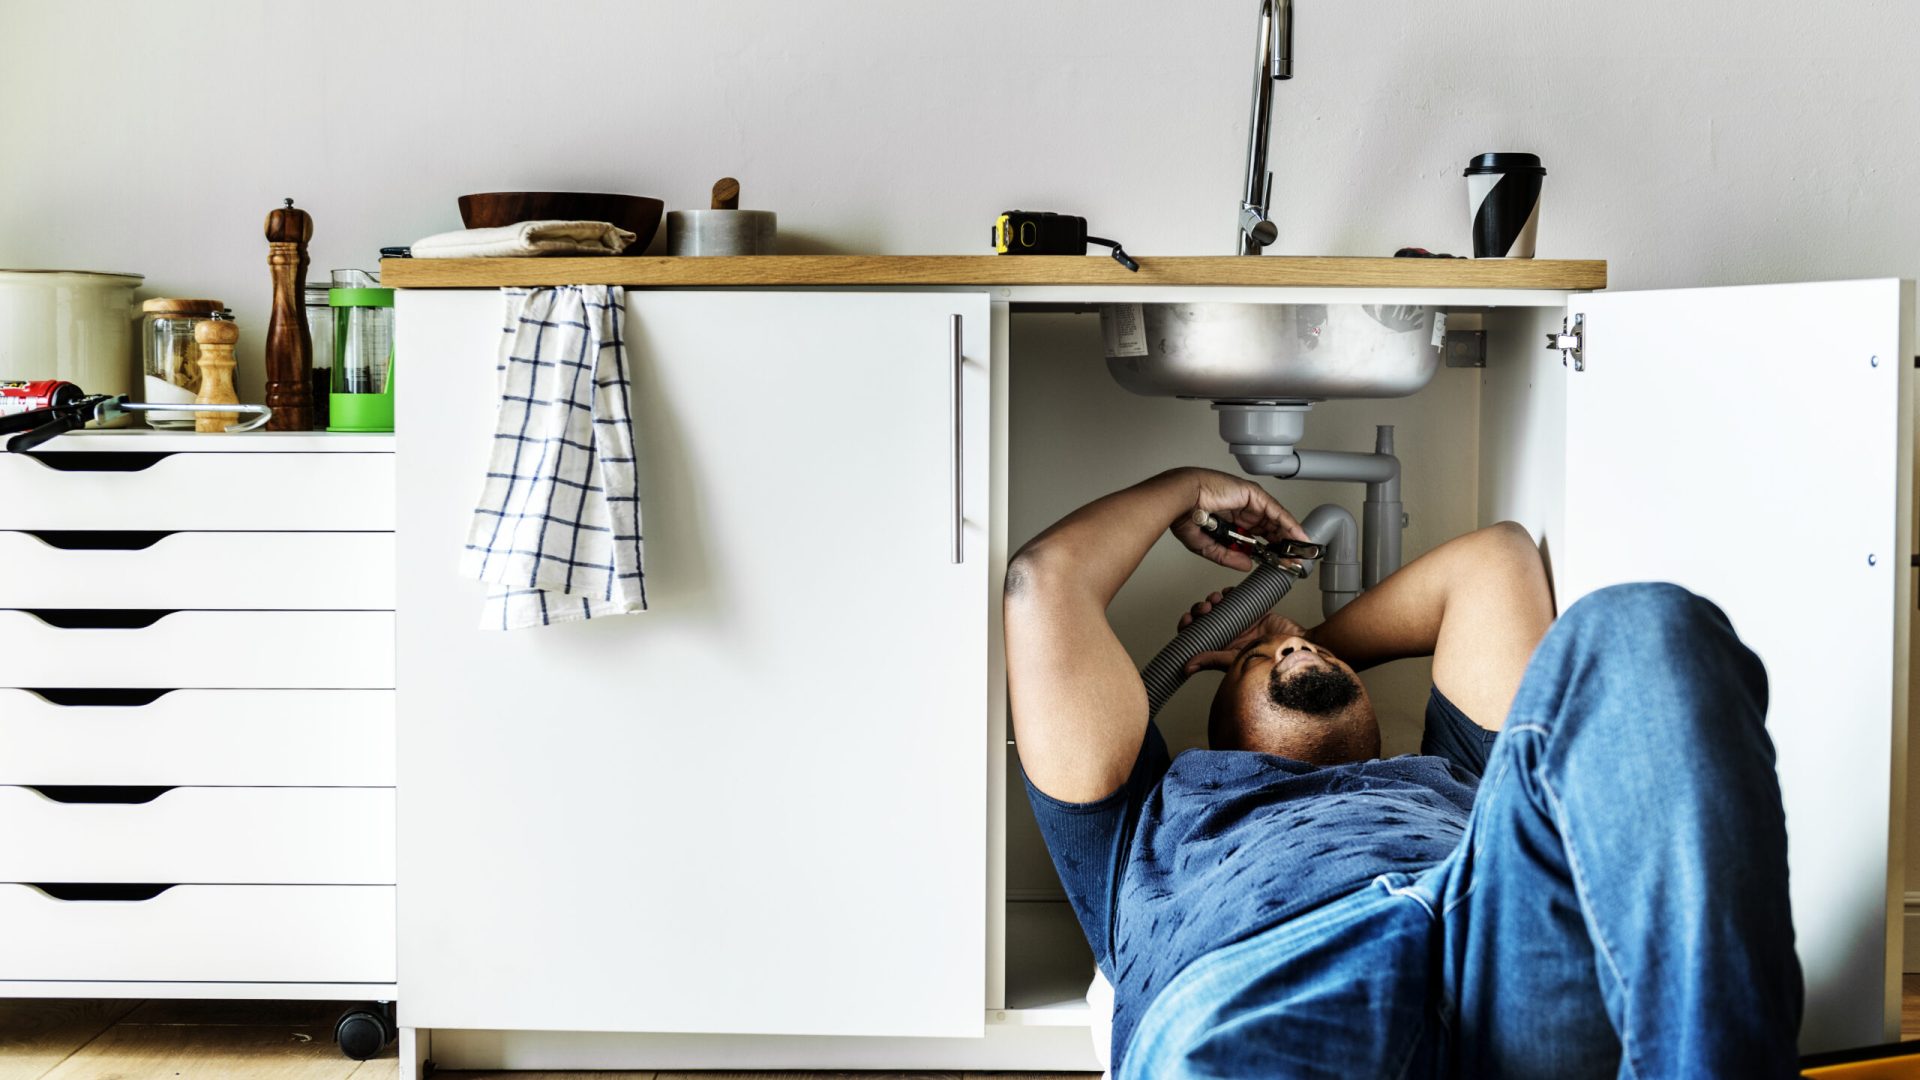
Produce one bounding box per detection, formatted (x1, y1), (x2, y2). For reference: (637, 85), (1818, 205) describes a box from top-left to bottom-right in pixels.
(0, 997), (1086, 1080)
(7, 981), (1920, 1079)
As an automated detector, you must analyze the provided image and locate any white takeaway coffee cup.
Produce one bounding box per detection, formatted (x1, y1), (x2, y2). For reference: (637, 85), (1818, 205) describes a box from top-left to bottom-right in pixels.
(1464, 153), (1546, 258)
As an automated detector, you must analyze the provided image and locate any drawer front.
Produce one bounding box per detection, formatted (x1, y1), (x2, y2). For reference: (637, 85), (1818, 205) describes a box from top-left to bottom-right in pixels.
(0, 786), (393, 884)
(0, 452), (394, 531)
(0, 611), (393, 688)
(0, 531), (395, 610)
(0, 689), (395, 786)
(0, 883), (394, 982)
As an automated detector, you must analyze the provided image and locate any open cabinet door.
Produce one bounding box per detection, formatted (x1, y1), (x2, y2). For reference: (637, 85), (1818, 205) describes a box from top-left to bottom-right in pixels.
(1558, 279), (1914, 1052)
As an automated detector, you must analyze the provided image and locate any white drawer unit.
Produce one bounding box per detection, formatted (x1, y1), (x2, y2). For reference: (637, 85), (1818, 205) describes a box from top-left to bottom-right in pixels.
(0, 530), (396, 610)
(0, 431), (397, 1014)
(0, 785), (394, 884)
(0, 609), (395, 688)
(0, 689), (396, 786)
(0, 883), (396, 983)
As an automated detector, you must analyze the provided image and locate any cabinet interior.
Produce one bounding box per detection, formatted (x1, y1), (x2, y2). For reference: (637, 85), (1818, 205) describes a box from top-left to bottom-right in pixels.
(997, 304), (1567, 1016)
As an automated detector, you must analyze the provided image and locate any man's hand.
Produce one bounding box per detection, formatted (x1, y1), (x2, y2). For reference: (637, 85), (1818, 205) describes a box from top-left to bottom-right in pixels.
(1165, 468), (1310, 573)
(1175, 586), (1311, 675)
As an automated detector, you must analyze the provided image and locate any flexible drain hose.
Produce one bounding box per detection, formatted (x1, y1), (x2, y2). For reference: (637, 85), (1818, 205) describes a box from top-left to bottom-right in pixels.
(1139, 562), (1297, 718)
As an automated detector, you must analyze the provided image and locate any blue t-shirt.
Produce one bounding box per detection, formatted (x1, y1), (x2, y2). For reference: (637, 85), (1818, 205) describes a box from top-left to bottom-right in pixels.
(1024, 686), (1495, 1069)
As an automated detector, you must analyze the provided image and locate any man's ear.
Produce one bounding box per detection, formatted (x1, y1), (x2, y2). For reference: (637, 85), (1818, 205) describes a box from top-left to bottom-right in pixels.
(1183, 650), (1238, 677)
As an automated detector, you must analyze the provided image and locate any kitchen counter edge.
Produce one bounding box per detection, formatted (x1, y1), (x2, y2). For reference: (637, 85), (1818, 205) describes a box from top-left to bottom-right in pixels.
(379, 255), (1607, 291)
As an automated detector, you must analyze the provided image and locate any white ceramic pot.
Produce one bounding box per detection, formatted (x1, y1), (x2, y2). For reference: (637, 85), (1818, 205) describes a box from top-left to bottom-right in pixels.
(0, 269), (144, 400)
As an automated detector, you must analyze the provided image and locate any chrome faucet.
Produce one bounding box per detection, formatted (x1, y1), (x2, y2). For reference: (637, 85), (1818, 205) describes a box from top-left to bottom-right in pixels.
(1238, 0), (1293, 255)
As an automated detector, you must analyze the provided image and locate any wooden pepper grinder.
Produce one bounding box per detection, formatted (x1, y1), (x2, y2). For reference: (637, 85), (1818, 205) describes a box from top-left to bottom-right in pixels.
(193, 312), (241, 433)
(264, 197), (314, 430)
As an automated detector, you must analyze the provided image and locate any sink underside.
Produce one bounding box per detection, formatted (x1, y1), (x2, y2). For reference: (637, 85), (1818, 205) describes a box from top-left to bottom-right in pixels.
(1101, 303), (1441, 401)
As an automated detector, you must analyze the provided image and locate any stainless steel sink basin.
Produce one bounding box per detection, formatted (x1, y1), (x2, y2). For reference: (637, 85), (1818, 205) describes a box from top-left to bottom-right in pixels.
(1101, 303), (1442, 401)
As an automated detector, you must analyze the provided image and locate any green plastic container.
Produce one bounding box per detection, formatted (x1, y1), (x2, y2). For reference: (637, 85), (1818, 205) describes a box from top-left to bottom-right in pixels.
(328, 286), (395, 432)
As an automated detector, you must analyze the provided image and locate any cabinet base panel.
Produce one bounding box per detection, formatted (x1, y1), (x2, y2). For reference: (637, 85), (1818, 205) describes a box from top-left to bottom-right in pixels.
(414, 1020), (1102, 1074)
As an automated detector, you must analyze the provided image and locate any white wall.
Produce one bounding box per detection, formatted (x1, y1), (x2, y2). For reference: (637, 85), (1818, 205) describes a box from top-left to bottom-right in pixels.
(6, 0), (1918, 392)
(7, 0), (1918, 905)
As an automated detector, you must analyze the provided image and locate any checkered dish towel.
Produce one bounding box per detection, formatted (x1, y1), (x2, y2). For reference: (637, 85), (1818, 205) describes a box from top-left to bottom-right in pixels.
(460, 285), (647, 629)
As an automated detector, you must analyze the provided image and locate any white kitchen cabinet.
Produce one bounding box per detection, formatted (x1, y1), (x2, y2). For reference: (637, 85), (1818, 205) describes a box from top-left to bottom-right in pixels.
(394, 277), (1913, 1073)
(394, 291), (991, 1038)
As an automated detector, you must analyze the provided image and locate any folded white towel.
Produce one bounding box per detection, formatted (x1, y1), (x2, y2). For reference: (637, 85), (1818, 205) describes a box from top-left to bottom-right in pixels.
(460, 286), (647, 629)
(412, 220), (638, 259)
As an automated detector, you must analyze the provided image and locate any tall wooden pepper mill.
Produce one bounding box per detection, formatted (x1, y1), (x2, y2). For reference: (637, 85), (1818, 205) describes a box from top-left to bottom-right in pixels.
(264, 197), (314, 430)
(192, 312), (241, 433)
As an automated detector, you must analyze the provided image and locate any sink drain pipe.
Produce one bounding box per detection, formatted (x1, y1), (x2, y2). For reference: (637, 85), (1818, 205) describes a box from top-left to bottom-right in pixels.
(1298, 503), (1360, 617)
(1283, 426), (1402, 589)
(1213, 408), (1404, 588)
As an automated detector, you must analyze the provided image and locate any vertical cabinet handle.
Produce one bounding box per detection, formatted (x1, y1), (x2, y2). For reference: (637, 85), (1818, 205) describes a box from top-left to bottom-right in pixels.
(950, 314), (964, 564)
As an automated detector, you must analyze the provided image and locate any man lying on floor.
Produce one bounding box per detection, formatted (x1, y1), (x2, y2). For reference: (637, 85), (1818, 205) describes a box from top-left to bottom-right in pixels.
(1003, 467), (1801, 1079)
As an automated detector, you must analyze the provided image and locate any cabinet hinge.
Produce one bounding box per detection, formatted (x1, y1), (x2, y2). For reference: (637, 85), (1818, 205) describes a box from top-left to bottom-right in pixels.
(1546, 314), (1584, 371)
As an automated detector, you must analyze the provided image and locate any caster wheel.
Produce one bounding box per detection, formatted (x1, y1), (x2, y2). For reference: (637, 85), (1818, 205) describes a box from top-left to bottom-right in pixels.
(334, 1003), (396, 1061)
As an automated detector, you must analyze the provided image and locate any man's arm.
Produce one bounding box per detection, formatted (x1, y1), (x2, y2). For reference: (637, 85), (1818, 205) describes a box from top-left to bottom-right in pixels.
(1309, 522), (1553, 730)
(1004, 468), (1306, 802)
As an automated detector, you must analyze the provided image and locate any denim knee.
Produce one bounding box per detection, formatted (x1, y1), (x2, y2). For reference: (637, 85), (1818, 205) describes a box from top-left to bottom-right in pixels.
(1559, 582), (1726, 641)
(1531, 582), (1767, 742)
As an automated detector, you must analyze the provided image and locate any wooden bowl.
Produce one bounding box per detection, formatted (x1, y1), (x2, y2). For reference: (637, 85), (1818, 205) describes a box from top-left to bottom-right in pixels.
(457, 192), (664, 253)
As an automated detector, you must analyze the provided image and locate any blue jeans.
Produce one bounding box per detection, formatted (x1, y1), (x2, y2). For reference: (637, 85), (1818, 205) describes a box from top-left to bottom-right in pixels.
(1123, 583), (1803, 1079)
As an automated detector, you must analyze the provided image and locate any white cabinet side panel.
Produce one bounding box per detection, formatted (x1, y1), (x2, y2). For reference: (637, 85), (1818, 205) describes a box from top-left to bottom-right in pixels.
(395, 290), (989, 1038)
(1478, 306), (1569, 555)
(986, 299), (1011, 1012)
(1560, 279), (1913, 1051)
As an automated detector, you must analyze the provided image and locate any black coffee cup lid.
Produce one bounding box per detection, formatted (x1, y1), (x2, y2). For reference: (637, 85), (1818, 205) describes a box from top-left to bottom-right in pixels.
(1464, 152), (1546, 176)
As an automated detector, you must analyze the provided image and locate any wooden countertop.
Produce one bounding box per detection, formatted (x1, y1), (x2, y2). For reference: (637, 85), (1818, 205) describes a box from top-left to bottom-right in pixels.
(380, 255), (1606, 291)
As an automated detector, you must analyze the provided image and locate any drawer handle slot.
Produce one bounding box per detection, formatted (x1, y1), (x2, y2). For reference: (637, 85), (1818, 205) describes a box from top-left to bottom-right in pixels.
(24, 451), (174, 473)
(23, 531), (172, 551)
(19, 609), (175, 629)
(25, 688), (175, 707)
(30, 883), (176, 902)
(27, 785), (173, 804)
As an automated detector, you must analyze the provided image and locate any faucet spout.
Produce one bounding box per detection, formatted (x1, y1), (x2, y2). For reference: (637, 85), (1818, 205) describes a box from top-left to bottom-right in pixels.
(1239, 0), (1293, 255)
(1271, 0), (1293, 79)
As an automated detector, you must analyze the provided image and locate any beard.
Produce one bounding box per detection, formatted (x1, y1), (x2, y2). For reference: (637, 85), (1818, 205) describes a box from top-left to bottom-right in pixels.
(1267, 661), (1362, 717)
